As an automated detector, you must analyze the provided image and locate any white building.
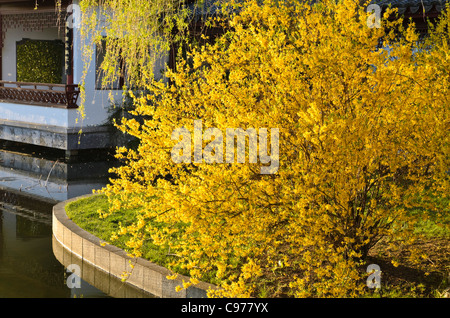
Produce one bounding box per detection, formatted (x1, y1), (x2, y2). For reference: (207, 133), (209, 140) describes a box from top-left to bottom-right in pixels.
(0, 0), (126, 159)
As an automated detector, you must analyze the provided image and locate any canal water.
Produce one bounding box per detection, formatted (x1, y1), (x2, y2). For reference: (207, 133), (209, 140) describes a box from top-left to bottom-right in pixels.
(0, 142), (148, 298)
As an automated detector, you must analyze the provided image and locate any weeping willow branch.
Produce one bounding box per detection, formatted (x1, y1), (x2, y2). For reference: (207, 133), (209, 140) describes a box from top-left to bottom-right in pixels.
(75, 0), (205, 118)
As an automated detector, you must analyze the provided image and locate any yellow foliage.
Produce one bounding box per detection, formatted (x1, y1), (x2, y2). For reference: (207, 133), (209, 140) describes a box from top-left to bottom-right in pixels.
(98, 0), (449, 297)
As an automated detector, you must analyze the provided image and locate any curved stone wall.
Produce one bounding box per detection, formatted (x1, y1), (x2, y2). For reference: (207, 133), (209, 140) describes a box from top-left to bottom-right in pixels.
(52, 194), (217, 298)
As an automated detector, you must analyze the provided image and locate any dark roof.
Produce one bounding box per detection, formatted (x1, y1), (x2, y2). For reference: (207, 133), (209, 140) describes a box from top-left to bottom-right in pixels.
(372, 0), (450, 15)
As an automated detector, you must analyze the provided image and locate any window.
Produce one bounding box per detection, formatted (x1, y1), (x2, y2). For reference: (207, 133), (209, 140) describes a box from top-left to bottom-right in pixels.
(95, 38), (124, 90)
(16, 39), (64, 84)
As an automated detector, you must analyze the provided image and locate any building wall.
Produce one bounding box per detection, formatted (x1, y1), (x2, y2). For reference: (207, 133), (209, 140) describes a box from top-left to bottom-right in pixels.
(0, 2), (168, 151)
(0, 103), (71, 127)
(71, 7), (121, 129)
(0, 6), (117, 129)
(0, 13), (113, 150)
(70, 0), (169, 128)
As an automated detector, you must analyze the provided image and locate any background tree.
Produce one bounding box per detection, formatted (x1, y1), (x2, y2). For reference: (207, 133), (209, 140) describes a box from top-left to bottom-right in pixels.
(76, 0), (215, 119)
(97, 0), (449, 297)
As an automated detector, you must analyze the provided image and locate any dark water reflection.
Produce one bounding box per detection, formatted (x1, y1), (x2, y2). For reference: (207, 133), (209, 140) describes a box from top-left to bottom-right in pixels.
(0, 143), (118, 298)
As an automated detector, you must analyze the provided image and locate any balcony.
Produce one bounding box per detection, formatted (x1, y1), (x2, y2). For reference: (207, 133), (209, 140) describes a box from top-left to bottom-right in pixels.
(0, 81), (79, 108)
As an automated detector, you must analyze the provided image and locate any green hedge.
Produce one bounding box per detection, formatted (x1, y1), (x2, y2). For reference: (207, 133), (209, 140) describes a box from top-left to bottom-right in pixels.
(16, 39), (64, 84)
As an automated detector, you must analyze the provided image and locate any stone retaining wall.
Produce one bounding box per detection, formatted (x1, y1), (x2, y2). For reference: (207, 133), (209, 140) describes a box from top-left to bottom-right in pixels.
(52, 194), (217, 298)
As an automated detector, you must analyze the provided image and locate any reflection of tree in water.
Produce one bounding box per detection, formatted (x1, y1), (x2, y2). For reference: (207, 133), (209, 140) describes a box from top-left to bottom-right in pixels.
(0, 189), (67, 296)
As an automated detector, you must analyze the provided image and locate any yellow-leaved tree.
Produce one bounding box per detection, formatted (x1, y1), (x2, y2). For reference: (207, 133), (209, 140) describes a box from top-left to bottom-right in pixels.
(98, 0), (449, 297)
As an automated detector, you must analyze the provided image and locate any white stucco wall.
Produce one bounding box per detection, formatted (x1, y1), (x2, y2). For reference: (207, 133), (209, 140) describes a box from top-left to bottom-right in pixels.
(0, 102), (72, 127)
(0, 2), (169, 132)
(69, 0), (123, 128)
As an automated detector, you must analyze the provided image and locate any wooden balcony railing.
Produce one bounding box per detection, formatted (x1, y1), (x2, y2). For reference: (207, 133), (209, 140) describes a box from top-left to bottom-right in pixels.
(0, 81), (80, 108)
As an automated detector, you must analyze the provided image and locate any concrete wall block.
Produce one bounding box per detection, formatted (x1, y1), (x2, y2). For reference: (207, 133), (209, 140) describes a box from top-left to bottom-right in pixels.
(52, 235), (64, 263)
(52, 213), (64, 242)
(93, 264), (111, 295)
(62, 241), (73, 267)
(81, 259), (96, 287)
(70, 230), (83, 258)
(161, 276), (186, 298)
(125, 260), (145, 290)
(63, 223), (72, 251)
(94, 244), (110, 273)
(143, 266), (164, 297)
(109, 276), (127, 298)
(82, 238), (96, 265)
(141, 259), (175, 296)
(109, 249), (127, 280)
(69, 253), (84, 273)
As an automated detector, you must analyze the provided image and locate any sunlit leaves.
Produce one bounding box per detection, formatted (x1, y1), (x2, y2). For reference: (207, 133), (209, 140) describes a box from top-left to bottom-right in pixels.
(98, 0), (449, 297)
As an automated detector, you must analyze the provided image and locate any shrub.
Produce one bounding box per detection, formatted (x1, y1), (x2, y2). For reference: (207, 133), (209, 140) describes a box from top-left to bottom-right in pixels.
(98, 0), (449, 297)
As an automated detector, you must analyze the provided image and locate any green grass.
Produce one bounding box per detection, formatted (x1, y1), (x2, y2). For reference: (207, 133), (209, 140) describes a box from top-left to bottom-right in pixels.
(66, 194), (125, 243)
(65, 194), (185, 274)
(410, 195), (450, 239)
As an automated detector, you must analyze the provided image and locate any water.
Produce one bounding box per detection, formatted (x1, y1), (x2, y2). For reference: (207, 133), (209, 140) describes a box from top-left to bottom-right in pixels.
(0, 143), (127, 298)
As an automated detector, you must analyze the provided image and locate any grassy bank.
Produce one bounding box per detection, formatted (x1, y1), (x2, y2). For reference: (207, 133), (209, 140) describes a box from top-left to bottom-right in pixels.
(65, 194), (185, 275)
(65, 193), (449, 298)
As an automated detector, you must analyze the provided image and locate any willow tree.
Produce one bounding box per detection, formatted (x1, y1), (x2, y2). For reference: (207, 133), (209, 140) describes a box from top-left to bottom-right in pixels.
(73, 0), (215, 118)
(94, 0), (448, 297)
